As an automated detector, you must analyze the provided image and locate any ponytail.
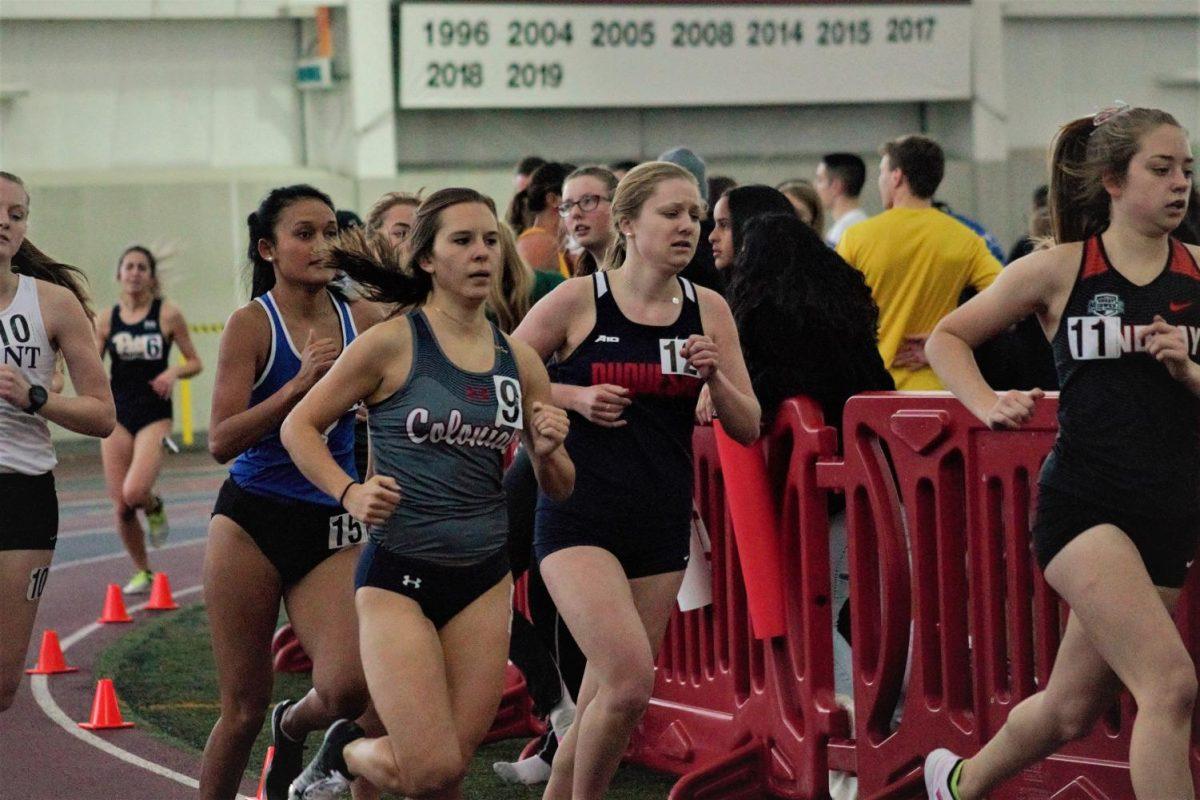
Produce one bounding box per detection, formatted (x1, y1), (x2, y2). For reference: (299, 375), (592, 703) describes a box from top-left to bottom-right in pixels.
(322, 227), (430, 307)
(13, 239), (94, 321)
(1049, 106), (1183, 244)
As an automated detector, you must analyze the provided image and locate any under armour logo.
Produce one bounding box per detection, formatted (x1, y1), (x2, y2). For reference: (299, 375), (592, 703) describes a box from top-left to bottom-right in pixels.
(402, 575), (422, 589)
(594, 335), (620, 343)
(144, 320), (158, 329)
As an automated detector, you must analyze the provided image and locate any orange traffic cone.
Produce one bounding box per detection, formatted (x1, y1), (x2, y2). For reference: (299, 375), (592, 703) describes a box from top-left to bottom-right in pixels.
(145, 572), (179, 611)
(78, 678), (135, 730)
(254, 746), (275, 799)
(25, 629), (78, 675)
(97, 583), (133, 624)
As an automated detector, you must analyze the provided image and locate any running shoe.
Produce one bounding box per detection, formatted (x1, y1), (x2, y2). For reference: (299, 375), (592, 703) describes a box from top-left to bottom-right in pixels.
(924, 748), (964, 800)
(122, 570), (154, 595)
(288, 719), (364, 800)
(265, 699), (306, 800)
(146, 495), (170, 548)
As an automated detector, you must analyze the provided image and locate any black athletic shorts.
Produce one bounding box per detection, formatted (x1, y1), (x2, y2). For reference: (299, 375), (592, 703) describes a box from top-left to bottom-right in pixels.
(212, 478), (363, 587)
(534, 509), (691, 580)
(0, 472), (58, 551)
(1034, 483), (1200, 589)
(115, 393), (172, 437)
(355, 542), (510, 630)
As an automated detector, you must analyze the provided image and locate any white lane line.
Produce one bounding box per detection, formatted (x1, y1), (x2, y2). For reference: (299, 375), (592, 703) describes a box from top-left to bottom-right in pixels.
(50, 537), (206, 572)
(31, 585), (256, 800)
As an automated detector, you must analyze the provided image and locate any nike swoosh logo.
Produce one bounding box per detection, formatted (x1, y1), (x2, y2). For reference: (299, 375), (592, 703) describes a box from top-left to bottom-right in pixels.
(1170, 301), (1194, 312)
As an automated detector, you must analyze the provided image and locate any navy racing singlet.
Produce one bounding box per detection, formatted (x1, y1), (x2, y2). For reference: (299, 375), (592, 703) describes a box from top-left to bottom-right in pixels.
(106, 299), (173, 409)
(1043, 235), (1200, 515)
(367, 311), (522, 564)
(539, 272), (705, 527)
(229, 290), (358, 505)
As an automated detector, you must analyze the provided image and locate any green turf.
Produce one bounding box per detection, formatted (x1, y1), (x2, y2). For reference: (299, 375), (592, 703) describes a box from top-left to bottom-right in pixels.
(98, 604), (676, 799)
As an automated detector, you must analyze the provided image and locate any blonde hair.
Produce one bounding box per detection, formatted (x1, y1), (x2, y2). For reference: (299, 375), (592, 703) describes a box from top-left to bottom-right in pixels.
(777, 179), (826, 235)
(491, 223), (533, 333)
(1049, 106), (1185, 244)
(366, 191), (422, 234)
(602, 161), (702, 271)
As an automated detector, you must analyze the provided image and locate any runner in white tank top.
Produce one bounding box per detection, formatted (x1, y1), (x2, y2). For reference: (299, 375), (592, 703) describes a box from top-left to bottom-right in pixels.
(0, 171), (115, 715)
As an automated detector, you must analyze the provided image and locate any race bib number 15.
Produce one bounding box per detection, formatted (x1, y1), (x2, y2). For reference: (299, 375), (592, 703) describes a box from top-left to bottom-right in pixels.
(328, 513), (365, 550)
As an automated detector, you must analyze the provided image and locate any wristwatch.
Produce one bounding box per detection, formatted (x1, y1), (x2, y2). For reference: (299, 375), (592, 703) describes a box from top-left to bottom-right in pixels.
(25, 384), (48, 414)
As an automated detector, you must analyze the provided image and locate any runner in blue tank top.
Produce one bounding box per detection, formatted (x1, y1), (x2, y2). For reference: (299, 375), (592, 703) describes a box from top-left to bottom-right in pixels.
(282, 188), (573, 800)
(924, 108), (1199, 800)
(512, 162), (761, 799)
(200, 185), (378, 800)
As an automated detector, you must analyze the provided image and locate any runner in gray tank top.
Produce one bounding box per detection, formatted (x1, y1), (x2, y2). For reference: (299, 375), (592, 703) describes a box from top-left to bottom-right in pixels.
(281, 188), (573, 800)
(367, 308), (519, 564)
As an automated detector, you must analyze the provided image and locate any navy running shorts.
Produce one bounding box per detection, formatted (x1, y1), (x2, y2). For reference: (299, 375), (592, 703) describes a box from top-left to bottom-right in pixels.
(534, 508), (691, 580)
(354, 542), (510, 630)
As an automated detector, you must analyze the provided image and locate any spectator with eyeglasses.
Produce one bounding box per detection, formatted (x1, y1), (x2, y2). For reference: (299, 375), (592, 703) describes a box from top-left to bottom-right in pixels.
(514, 162), (577, 279)
(559, 166), (618, 277)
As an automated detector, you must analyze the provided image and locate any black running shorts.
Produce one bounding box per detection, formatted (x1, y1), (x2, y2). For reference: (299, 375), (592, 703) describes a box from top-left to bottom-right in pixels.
(0, 472), (58, 551)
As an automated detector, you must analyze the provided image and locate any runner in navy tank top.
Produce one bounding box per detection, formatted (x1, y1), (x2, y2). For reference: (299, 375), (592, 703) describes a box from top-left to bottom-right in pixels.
(200, 186), (374, 800)
(924, 109), (1199, 800)
(513, 162), (760, 799)
(281, 189), (572, 800)
(97, 245), (203, 595)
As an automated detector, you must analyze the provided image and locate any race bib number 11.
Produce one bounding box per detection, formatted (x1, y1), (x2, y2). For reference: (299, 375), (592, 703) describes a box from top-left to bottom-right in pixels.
(1067, 316), (1121, 360)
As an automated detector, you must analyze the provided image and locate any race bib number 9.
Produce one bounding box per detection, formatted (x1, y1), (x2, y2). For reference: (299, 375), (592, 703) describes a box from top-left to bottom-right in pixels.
(328, 512), (365, 550)
(494, 375), (524, 429)
(660, 338), (700, 377)
(1067, 316), (1121, 360)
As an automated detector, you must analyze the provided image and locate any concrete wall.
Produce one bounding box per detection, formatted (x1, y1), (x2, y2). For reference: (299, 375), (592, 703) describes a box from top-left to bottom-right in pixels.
(1, 0), (1197, 440)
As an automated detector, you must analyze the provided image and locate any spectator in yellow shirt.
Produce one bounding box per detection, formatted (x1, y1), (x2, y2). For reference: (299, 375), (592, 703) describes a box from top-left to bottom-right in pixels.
(838, 135), (1002, 389)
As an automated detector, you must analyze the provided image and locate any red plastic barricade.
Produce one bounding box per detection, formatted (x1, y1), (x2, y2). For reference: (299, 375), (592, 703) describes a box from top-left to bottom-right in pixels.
(623, 392), (1200, 800)
(628, 397), (850, 799)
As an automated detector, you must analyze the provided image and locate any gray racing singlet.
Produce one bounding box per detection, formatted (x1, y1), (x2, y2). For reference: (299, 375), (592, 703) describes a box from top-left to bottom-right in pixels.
(367, 310), (523, 564)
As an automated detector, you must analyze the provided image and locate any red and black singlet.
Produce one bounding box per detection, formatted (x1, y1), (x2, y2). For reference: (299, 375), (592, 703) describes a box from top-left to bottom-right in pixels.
(1044, 235), (1200, 513)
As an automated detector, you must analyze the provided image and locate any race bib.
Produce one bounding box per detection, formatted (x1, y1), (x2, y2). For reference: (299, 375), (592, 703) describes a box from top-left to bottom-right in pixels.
(494, 375), (524, 429)
(27, 566), (49, 601)
(328, 512), (365, 550)
(1066, 316), (1121, 360)
(660, 338), (701, 377)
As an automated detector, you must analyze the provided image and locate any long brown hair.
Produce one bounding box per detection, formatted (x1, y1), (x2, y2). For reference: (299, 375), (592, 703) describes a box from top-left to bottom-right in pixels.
(323, 188), (499, 308)
(492, 224), (532, 333)
(1049, 106), (1184, 244)
(0, 171), (94, 320)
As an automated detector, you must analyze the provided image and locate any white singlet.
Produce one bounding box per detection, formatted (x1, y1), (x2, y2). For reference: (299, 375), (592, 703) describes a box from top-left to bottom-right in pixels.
(0, 275), (57, 474)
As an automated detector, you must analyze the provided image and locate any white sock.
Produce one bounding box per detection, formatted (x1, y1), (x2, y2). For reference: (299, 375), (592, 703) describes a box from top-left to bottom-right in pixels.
(493, 754), (552, 785)
(548, 695), (575, 740)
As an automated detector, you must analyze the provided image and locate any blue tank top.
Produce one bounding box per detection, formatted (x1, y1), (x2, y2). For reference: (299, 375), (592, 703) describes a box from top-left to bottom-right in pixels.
(368, 311), (522, 563)
(538, 272), (705, 527)
(229, 290), (358, 505)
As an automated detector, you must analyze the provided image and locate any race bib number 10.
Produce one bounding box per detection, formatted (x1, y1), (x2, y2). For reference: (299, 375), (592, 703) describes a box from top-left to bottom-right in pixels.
(328, 513), (365, 550)
(1067, 316), (1121, 360)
